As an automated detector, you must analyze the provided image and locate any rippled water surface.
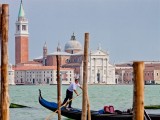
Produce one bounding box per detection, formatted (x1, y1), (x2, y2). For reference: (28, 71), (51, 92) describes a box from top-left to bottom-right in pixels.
(9, 85), (160, 120)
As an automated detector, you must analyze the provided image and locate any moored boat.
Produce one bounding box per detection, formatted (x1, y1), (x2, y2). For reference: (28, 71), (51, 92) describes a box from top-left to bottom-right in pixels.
(39, 90), (160, 120)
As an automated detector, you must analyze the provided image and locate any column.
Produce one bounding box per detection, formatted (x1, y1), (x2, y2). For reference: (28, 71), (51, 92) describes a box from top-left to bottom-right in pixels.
(90, 53), (92, 84)
(102, 58), (104, 82)
(80, 62), (83, 84)
(94, 58), (97, 83)
(106, 58), (108, 83)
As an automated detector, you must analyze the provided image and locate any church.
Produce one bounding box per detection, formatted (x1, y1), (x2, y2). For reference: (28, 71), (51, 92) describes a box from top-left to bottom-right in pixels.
(13, 1), (116, 85)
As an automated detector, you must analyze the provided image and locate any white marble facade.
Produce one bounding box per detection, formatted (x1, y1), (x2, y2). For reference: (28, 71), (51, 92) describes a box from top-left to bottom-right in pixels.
(80, 48), (115, 84)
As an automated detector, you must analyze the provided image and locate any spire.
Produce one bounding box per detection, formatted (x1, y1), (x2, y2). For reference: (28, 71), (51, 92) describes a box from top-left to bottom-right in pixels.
(71, 33), (76, 40)
(18, 0), (25, 18)
(57, 42), (61, 52)
(43, 41), (47, 49)
(98, 43), (101, 50)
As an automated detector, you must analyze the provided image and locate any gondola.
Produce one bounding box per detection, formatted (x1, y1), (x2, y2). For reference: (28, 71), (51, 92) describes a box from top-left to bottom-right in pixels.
(39, 90), (160, 120)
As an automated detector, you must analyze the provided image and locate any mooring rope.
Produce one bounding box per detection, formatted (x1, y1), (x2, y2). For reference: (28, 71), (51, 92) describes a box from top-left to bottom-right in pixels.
(45, 92), (82, 120)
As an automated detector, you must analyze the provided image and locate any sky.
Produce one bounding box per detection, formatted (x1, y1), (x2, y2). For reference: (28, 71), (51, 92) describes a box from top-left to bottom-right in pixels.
(1, 0), (160, 64)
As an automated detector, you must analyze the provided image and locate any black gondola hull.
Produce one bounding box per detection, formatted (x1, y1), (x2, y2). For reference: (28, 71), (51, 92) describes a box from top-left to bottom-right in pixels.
(39, 91), (160, 120)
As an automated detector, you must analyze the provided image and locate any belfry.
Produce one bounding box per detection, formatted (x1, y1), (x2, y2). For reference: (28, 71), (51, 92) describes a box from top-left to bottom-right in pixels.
(15, 0), (29, 65)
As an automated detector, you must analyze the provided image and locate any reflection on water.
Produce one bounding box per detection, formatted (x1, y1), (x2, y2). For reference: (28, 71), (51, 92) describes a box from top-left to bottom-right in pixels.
(9, 85), (160, 120)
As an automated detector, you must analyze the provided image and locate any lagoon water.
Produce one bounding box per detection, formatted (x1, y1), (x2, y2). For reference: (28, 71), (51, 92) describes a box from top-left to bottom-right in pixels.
(10, 85), (160, 120)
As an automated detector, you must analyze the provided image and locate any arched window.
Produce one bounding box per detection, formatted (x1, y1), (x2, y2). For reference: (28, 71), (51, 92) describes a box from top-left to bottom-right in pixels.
(22, 25), (26, 30)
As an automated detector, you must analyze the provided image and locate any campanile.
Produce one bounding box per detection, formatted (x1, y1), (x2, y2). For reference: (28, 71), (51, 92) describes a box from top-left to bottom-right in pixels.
(15, 0), (29, 65)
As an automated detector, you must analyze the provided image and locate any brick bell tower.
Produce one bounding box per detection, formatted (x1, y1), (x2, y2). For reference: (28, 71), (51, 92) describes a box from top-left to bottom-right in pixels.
(15, 0), (29, 65)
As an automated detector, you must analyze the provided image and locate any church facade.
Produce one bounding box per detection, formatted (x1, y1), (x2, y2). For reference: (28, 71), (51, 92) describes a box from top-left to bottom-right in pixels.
(78, 47), (115, 84)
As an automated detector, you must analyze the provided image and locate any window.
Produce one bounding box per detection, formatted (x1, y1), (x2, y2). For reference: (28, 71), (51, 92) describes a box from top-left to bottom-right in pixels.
(66, 59), (69, 63)
(17, 25), (20, 31)
(22, 25), (26, 31)
(157, 73), (159, 76)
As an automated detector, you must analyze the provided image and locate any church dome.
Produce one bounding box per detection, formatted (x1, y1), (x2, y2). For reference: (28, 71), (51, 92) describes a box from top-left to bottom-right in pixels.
(64, 33), (82, 51)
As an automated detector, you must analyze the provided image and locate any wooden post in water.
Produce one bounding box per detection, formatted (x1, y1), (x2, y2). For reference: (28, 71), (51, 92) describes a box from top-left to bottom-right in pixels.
(87, 96), (91, 120)
(81, 33), (91, 120)
(1, 4), (9, 120)
(133, 61), (144, 120)
(0, 4), (2, 119)
(56, 55), (61, 120)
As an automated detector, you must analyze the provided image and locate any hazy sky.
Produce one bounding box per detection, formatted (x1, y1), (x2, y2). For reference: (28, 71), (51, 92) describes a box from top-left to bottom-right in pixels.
(1, 0), (160, 64)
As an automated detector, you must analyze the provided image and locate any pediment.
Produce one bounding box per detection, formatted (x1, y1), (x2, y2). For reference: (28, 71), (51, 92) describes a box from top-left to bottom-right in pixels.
(91, 50), (108, 56)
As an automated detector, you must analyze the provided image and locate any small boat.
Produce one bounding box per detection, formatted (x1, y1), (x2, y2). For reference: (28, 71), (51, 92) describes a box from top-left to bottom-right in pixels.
(39, 90), (160, 120)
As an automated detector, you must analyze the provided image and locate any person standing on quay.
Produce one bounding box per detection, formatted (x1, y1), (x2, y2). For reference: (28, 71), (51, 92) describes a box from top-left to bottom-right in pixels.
(61, 79), (82, 108)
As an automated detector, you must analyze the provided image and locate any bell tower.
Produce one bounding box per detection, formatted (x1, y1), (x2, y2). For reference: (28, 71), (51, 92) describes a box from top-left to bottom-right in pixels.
(43, 42), (48, 66)
(15, 0), (29, 65)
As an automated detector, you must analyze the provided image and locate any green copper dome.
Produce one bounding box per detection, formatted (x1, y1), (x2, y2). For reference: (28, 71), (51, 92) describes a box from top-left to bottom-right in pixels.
(18, 0), (25, 17)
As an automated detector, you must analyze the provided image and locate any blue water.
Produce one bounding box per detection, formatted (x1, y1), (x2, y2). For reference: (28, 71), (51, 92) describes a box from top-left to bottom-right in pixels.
(9, 85), (160, 120)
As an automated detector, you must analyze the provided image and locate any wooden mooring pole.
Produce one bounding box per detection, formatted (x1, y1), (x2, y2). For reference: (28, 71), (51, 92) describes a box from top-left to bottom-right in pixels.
(81, 33), (91, 120)
(87, 96), (91, 120)
(0, 3), (2, 119)
(56, 55), (61, 120)
(133, 61), (144, 120)
(1, 4), (9, 120)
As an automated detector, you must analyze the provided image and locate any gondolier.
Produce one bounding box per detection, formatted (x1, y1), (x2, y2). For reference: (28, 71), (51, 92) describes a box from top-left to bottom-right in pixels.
(61, 79), (82, 108)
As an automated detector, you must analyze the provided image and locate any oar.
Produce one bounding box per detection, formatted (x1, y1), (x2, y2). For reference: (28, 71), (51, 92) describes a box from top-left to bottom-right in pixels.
(129, 107), (151, 120)
(45, 92), (82, 120)
(144, 110), (151, 120)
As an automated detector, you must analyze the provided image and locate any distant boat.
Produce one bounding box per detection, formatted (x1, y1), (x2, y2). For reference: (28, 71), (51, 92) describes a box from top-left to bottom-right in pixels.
(39, 90), (160, 120)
